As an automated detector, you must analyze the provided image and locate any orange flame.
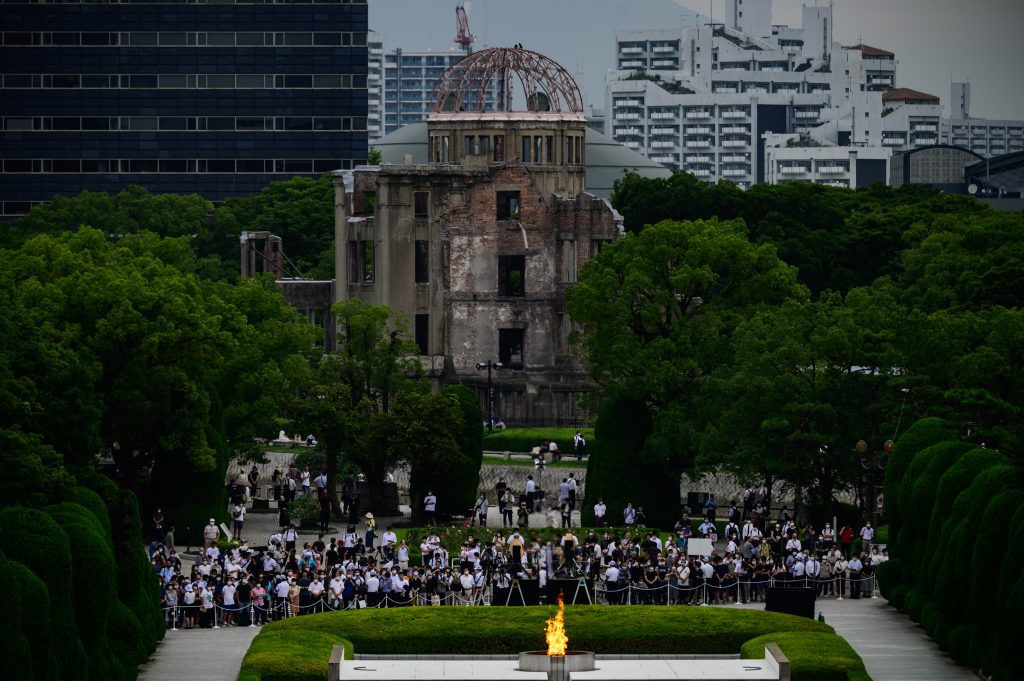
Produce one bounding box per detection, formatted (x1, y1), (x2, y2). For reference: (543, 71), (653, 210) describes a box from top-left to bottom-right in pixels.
(545, 593), (568, 656)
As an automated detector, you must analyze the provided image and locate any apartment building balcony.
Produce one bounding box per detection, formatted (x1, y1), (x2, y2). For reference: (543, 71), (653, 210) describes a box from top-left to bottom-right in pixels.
(721, 126), (748, 134)
(990, 127), (1005, 134)
(615, 112), (641, 121)
(912, 124), (937, 132)
(779, 165), (811, 175)
(685, 140), (712, 149)
(691, 168), (713, 178)
(652, 60), (679, 68)
(722, 168), (749, 177)
(953, 137), (969, 146)
(685, 110), (712, 120)
(651, 156), (679, 165)
(721, 139), (748, 148)
(721, 109), (749, 119)
(651, 112), (679, 120)
(614, 127), (643, 136)
(914, 137), (938, 145)
(685, 126), (712, 134)
(651, 141), (678, 149)
(714, 87), (739, 94)
(818, 180), (849, 188)
(686, 155), (712, 163)
(651, 127), (679, 136)
(1009, 128), (1023, 136)
(794, 110), (820, 119)
(620, 46), (644, 55)
(882, 136), (905, 146)
(615, 99), (643, 107)
(744, 86), (769, 94)
(623, 141), (641, 149)
(721, 155), (747, 163)
(816, 165), (848, 174)
(620, 60), (645, 69)
(652, 45), (679, 53)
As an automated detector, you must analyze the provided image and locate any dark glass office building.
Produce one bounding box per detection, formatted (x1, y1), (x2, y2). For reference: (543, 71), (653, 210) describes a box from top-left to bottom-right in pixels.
(0, 0), (368, 217)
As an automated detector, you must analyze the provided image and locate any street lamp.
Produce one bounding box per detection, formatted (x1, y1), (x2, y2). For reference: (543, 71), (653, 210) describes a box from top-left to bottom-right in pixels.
(856, 439), (893, 528)
(476, 360), (503, 432)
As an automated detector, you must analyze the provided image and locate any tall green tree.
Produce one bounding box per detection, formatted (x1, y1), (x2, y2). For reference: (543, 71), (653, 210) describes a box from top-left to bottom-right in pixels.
(566, 218), (806, 474)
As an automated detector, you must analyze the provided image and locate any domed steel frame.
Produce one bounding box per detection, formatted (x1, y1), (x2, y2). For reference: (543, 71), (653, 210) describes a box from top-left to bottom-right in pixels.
(432, 47), (583, 114)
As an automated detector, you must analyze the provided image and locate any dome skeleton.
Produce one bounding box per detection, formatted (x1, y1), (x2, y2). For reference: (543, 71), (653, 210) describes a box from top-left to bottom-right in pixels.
(432, 47), (583, 114)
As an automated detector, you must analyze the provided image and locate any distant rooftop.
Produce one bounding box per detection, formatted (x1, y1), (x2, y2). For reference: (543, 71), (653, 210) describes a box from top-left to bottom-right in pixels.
(845, 43), (895, 58)
(883, 87), (940, 103)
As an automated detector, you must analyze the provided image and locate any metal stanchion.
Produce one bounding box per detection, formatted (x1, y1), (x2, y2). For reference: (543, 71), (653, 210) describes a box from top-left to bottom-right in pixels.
(249, 602), (256, 627)
(170, 605), (178, 631)
(212, 604), (220, 629)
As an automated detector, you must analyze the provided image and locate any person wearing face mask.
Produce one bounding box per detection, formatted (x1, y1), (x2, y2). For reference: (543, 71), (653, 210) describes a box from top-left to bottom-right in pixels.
(308, 573), (325, 613)
(274, 576), (290, 619)
(221, 577), (237, 626)
(288, 576), (301, 616)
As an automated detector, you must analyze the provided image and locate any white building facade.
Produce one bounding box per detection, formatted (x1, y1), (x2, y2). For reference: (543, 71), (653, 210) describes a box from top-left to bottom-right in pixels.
(607, 1), (1023, 188)
(367, 33), (469, 142)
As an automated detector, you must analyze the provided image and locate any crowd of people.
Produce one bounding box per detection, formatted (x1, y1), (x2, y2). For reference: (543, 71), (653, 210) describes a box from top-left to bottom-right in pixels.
(151, 507), (884, 627)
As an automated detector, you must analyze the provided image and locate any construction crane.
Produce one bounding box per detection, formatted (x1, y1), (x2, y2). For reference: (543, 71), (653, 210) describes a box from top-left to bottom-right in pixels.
(455, 0), (474, 55)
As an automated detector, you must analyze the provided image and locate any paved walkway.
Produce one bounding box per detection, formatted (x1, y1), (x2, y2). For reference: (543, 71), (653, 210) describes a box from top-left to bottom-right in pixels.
(727, 597), (975, 681)
(137, 625), (259, 681)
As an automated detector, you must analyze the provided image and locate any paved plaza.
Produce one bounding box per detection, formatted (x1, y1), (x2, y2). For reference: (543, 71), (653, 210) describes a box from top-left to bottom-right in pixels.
(136, 595), (976, 681)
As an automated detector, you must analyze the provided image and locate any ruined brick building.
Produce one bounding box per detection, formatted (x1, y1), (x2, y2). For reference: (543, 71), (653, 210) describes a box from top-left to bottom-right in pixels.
(332, 48), (623, 425)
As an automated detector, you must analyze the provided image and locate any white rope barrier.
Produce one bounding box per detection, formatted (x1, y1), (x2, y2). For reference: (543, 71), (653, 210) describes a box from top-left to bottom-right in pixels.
(158, 572), (879, 627)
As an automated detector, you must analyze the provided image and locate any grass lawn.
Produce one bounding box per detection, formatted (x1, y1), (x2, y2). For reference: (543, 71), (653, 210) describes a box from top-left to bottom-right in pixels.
(239, 605), (869, 681)
(483, 427), (595, 454)
(482, 454), (587, 468)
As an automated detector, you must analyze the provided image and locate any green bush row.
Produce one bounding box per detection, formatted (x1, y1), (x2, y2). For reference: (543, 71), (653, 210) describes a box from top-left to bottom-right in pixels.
(240, 605), (859, 681)
(0, 480), (162, 681)
(882, 417), (1024, 680)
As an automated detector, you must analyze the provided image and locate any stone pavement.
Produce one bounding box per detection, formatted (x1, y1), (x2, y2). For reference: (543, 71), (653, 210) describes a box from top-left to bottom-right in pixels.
(727, 597), (976, 681)
(137, 624), (259, 681)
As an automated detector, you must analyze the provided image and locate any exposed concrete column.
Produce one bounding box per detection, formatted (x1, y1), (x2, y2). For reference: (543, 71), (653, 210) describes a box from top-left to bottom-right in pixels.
(332, 171), (352, 304)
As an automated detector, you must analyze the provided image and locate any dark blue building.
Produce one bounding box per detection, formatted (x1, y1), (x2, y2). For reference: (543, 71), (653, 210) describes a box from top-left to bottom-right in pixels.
(0, 0), (369, 217)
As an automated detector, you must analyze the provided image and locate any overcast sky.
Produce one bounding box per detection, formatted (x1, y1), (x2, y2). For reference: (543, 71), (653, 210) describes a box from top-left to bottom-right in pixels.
(371, 0), (1024, 120)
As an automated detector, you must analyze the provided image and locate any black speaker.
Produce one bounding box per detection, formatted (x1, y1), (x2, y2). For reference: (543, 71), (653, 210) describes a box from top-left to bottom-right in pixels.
(765, 587), (816, 619)
(498, 579), (540, 606)
(546, 579), (594, 605)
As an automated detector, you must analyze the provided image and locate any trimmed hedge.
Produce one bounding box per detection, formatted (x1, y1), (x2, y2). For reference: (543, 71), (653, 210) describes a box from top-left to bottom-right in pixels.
(0, 553), (35, 680)
(883, 418), (1024, 681)
(9, 558), (58, 681)
(582, 396), (679, 528)
(741, 632), (869, 681)
(883, 417), (953, 549)
(240, 606), (846, 681)
(0, 506), (86, 681)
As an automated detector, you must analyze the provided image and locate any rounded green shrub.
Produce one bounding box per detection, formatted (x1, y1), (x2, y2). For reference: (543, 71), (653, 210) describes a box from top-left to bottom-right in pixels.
(947, 624), (971, 667)
(437, 384), (484, 515)
(920, 600), (939, 638)
(923, 449), (1009, 579)
(875, 558), (899, 598)
(905, 588), (926, 622)
(70, 485), (114, 541)
(971, 489), (1024, 671)
(900, 441), (971, 576)
(992, 577), (1024, 681)
(108, 599), (148, 676)
(0, 506), (86, 680)
(884, 417), (953, 542)
(47, 502), (119, 681)
(888, 584), (907, 611)
(0, 554), (33, 680)
(9, 558), (58, 681)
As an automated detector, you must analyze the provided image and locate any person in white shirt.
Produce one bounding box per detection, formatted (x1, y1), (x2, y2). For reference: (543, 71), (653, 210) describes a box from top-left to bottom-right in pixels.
(593, 499), (607, 527)
(221, 579), (237, 625)
(329, 574), (345, 610)
(785, 536), (802, 553)
(423, 490), (438, 526)
(604, 561), (621, 604)
(549, 440), (560, 461)
(859, 522), (875, 547)
(381, 527), (398, 552)
(396, 541), (410, 571)
(525, 476), (537, 513)
(308, 575), (325, 613)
